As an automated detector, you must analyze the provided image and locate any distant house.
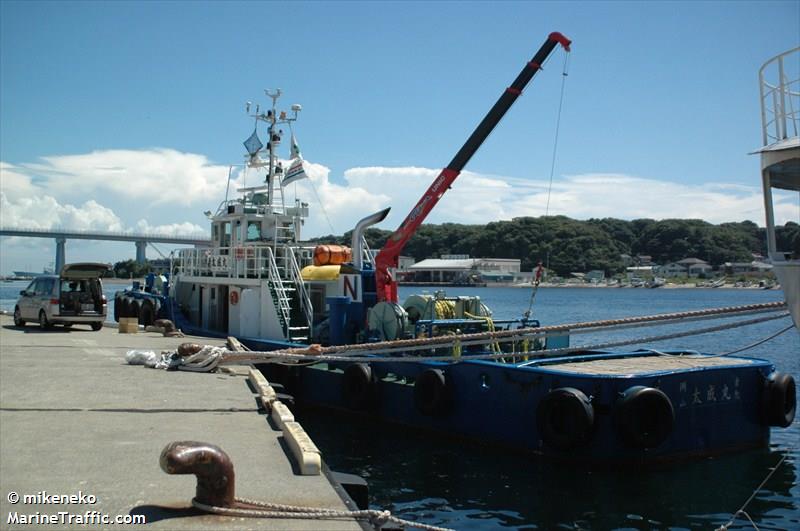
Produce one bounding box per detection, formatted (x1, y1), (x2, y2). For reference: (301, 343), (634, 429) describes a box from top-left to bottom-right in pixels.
(626, 266), (654, 276)
(678, 258), (713, 277)
(406, 256), (521, 283)
(585, 270), (606, 282)
(657, 262), (688, 277)
(658, 258), (712, 278)
(724, 261), (773, 275)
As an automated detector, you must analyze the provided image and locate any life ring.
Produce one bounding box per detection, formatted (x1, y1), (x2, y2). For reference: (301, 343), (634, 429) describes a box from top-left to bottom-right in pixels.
(536, 387), (595, 450)
(614, 386), (674, 449)
(342, 363), (375, 410)
(413, 368), (451, 416)
(761, 372), (796, 428)
(230, 291), (239, 306)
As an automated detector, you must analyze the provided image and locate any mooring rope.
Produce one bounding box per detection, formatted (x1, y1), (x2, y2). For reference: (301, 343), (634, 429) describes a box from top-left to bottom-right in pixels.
(704, 323), (796, 358)
(192, 497), (453, 531)
(715, 450), (792, 531)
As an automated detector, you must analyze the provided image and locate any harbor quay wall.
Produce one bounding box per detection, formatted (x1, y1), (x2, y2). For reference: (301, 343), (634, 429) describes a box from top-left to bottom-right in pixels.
(0, 315), (361, 530)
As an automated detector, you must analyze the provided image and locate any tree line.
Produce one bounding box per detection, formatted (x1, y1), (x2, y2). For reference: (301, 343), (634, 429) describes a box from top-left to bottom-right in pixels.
(314, 217), (799, 276)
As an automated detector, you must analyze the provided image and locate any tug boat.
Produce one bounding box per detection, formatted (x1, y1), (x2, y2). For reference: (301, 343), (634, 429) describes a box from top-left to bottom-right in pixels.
(131, 34), (796, 465)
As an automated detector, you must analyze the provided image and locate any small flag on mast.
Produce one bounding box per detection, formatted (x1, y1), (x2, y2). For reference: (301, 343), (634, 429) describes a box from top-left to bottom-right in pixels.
(243, 128), (263, 157)
(283, 158), (308, 187)
(290, 132), (302, 160)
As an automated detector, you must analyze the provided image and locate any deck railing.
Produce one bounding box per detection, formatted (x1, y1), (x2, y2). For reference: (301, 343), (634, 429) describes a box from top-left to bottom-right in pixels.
(176, 246), (270, 279)
(760, 47), (800, 146)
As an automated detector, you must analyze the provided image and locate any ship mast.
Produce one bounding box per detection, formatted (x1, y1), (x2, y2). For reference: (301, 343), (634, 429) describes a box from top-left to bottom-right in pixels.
(244, 89), (302, 210)
(265, 88), (281, 207)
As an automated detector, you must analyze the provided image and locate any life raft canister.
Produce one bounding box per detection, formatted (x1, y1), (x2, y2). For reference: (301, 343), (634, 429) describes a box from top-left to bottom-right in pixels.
(536, 387), (595, 450)
(614, 386), (674, 449)
(761, 372), (796, 428)
(313, 244), (352, 267)
(413, 369), (451, 416)
(342, 363), (376, 411)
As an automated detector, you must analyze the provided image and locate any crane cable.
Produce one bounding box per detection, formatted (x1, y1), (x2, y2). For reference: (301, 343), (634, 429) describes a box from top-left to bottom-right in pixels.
(544, 49), (571, 217)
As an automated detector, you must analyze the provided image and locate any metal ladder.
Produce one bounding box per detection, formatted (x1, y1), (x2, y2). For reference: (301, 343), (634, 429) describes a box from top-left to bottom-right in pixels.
(265, 246), (311, 342)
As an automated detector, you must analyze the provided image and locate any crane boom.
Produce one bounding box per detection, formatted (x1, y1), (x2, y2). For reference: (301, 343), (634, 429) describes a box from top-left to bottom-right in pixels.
(374, 32), (571, 303)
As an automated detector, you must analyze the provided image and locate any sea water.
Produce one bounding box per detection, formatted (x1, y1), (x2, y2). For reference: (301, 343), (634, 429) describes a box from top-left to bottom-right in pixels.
(2, 282), (797, 529)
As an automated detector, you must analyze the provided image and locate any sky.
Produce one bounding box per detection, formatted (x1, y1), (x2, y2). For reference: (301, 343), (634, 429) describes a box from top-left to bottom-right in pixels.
(1, 1), (799, 274)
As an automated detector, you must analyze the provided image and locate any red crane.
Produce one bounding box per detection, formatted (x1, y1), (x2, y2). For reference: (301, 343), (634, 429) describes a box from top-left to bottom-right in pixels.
(374, 32), (571, 303)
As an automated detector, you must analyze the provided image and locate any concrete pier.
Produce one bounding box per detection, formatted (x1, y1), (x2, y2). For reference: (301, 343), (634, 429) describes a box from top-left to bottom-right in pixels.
(0, 315), (362, 530)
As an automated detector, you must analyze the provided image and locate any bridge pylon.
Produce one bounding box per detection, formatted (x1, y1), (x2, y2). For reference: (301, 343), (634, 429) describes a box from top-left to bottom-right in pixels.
(55, 238), (66, 274)
(135, 241), (147, 264)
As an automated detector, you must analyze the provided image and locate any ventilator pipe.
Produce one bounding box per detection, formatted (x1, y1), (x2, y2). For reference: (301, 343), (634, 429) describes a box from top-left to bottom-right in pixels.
(351, 207), (391, 270)
(159, 441), (235, 507)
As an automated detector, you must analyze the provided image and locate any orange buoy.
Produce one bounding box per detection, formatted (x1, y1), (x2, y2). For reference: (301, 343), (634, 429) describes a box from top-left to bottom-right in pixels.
(313, 244), (352, 266)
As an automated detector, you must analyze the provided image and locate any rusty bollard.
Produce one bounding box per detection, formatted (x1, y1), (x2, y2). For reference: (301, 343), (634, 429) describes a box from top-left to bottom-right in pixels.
(159, 441), (235, 507)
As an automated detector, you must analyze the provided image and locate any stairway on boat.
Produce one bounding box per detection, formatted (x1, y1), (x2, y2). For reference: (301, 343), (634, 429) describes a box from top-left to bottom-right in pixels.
(269, 243), (313, 343)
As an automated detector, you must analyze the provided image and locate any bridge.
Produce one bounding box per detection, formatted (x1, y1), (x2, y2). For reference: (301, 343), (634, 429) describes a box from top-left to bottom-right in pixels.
(0, 227), (211, 272)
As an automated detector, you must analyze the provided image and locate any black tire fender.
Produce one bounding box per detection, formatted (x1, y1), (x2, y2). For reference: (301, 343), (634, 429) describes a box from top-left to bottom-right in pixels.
(129, 300), (141, 321)
(413, 368), (451, 416)
(615, 386), (674, 449)
(761, 372), (796, 428)
(537, 387), (595, 450)
(341, 363), (376, 411)
(119, 298), (131, 319)
(140, 301), (156, 327)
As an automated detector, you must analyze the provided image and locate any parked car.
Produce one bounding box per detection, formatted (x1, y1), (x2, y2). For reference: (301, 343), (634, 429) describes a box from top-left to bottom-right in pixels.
(13, 263), (111, 330)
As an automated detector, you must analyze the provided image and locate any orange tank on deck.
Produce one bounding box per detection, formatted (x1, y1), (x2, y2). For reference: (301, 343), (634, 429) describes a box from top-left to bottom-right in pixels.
(313, 244), (352, 266)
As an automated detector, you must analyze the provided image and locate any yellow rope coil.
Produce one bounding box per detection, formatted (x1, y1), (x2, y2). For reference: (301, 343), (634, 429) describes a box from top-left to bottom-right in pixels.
(434, 300), (455, 320)
(464, 311), (502, 355)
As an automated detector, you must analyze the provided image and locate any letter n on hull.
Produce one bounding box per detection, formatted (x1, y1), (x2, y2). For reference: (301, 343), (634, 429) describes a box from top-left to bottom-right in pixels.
(339, 274), (362, 303)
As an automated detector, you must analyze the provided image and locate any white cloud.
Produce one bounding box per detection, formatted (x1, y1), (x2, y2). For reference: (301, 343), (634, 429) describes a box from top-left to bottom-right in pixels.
(0, 162), (40, 200)
(0, 192), (125, 231)
(17, 149), (232, 206)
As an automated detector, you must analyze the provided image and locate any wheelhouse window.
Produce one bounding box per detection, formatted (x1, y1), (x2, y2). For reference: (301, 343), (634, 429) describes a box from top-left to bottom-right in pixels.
(246, 221), (261, 241)
(221, 222), (231, 249)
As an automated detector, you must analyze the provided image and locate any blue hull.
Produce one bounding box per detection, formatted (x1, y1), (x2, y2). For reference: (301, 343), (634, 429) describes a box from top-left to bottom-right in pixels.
(253, 349), (781, 465)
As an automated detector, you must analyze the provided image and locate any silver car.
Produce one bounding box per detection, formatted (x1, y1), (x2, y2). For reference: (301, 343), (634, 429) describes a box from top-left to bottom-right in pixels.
(13, 263), (111, 330)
